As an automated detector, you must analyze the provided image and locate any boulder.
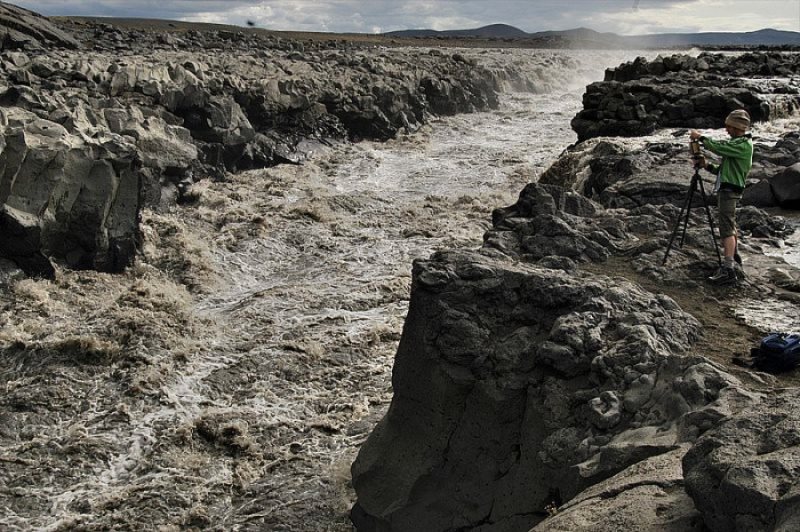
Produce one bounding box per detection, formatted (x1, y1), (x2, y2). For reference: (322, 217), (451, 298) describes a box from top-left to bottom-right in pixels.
(683, 388), (800, 532)
(101, 106), (197, 179)
(741, 178), (776, 207)
(770, 163), (800, 208)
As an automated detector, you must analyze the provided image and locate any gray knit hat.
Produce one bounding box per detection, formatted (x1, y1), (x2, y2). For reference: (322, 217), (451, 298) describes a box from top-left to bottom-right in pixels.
(725, 109), (751, 131)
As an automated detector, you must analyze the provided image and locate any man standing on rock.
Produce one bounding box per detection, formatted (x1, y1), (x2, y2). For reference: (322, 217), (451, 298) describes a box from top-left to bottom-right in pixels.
(690, 109), (753, 285)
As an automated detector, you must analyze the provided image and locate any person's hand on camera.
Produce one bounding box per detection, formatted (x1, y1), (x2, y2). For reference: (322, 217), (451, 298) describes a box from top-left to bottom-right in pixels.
(689, 129), (702, 141)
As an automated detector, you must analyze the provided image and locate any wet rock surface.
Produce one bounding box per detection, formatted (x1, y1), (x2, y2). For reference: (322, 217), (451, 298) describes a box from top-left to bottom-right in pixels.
(571, 52), (800, 141)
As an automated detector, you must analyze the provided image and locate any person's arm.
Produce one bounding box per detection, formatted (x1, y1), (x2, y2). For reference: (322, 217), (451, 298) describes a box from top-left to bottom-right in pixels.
(699, 136), (749, 158)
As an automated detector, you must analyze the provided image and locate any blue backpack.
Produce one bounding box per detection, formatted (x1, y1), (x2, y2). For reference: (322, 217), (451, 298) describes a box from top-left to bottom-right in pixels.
(749, 333), (800, 373)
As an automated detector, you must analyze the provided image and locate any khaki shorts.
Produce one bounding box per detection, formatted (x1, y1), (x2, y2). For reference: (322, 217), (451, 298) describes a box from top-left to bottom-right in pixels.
(718, 188), (741, 239)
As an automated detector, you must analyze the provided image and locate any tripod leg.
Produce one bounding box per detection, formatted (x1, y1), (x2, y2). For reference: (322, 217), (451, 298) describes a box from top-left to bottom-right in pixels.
(662, 173), (696, 265)
(679, 172), (698, 247)
(696, 176), (723, 267)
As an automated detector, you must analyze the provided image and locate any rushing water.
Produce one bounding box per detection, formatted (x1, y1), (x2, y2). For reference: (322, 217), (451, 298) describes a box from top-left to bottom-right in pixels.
(2, 48), (797, 530)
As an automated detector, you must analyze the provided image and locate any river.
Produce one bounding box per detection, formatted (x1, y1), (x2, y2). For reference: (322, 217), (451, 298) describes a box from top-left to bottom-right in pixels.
(1, 47), (797, 531)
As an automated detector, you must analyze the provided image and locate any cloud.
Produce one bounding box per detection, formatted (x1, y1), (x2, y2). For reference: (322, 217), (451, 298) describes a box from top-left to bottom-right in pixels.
(10, 0), (800, 34)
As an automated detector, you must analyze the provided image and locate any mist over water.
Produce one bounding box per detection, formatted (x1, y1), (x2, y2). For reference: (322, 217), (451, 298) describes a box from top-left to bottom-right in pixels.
(3, 48), (796, 530)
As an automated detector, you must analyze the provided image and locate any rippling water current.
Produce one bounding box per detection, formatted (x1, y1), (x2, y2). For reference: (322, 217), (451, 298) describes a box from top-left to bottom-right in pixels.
(2, 49), (797, 531)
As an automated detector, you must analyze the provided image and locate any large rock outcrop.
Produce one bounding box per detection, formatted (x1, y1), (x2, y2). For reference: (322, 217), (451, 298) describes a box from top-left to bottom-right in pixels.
(571, 53), (800, 141)
(683, 388), (800, 532)
(0, 1), (80, 49)
(351, 249), (755, 532)
(352, 176), (798, 531)
(0, 107), (141, 273)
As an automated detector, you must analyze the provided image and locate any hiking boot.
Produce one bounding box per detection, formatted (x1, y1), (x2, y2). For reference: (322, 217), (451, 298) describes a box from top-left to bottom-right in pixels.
(708, 266), (736, 285)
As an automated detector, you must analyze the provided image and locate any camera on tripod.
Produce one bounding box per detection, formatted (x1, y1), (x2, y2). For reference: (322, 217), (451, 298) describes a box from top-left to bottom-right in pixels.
(689, 139), (703, 167)
(689, 140), (706, 170)
(662, 136), (722, 266)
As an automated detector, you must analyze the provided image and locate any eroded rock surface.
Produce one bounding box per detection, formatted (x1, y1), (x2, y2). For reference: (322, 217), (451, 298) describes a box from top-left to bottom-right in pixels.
(353, 177), (797, 530)
(571, 53), (800, 141)
(532, 446), (703, 532)
(351, 249), (757, 531)
(0, 10), (521, 274)
(683, 388), (800, 532)
(0, 1), (80, 49)
(0, 107), (141, 273)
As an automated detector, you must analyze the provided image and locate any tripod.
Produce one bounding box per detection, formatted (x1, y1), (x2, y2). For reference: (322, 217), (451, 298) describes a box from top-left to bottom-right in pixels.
(662, 161), (722, 266)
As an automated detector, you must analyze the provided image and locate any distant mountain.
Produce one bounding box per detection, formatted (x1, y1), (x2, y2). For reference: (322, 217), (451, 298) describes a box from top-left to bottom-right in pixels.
(385, 24), (529, 39)
(384, 25), (800, 47)
(527, 27), (627, 47)
(634, 28), (800, 47)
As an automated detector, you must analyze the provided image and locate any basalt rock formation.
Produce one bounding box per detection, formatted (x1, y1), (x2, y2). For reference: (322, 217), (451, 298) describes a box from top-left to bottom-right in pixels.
(351, 47), (800, 526)
(0, 10), (516, 275)
(571, 52), (800, 141)
(350, 246), (760, 531)
(683, 388), (800, 531)
(352, 182), (797, 529)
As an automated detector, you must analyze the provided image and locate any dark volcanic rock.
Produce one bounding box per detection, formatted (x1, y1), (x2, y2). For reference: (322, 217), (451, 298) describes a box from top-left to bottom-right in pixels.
(683, 388), (800, 532)
(0, 204), (54, 278)
(0, 108), (142, 272)
(571, 53), (800, 141)
(0, 8), (518, 274)
(352, 180), (796, 532)
(351, 249), (755, 532)
(532, 446), (704, 532)
(770, 162), (800, 208)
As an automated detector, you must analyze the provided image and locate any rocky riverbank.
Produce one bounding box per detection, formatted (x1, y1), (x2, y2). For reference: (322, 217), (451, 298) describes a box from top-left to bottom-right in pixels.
(350, 50), (800, 532)
(1, 4), (799, 532)
(2, 4), (549, 276)
(571, 52), (800, 141)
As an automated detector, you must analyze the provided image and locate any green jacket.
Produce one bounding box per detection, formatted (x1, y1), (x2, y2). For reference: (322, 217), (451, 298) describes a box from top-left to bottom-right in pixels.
(700, 133), (753, 190)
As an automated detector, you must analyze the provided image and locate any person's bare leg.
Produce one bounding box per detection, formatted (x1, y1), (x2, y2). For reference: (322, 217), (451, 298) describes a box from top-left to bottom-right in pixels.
(722, 235), (736, 260)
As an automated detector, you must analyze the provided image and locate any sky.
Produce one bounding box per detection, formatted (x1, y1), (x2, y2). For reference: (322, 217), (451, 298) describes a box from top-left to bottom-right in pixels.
(12, 0), (800, 35)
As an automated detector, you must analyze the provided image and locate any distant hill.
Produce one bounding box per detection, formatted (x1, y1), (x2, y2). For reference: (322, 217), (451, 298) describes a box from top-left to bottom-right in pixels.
(385, 25), (800, 47)
(634, 28), (800, 47)
(386, 24), (529, 39)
